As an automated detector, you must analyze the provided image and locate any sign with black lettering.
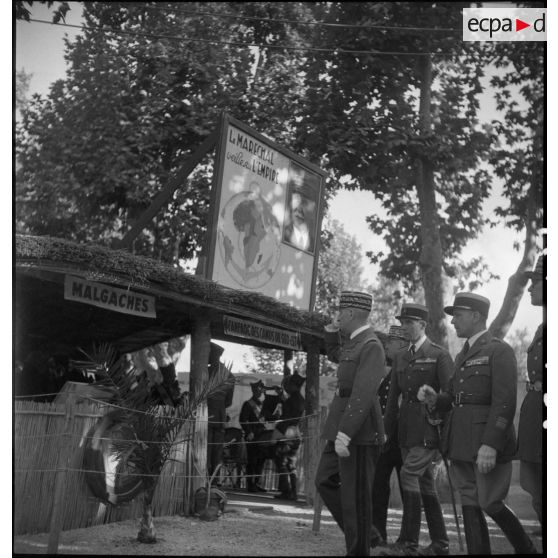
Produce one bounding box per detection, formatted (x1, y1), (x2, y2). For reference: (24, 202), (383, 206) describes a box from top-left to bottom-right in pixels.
(206, 114), (326, 312)
(223, 315), (302, 351)
(64, 275), (156, 318)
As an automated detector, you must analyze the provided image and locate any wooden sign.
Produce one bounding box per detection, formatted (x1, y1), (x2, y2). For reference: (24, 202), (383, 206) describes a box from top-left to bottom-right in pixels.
(206, 114), (327, 312)
(64, 275), (156, 318)
(223, 315), (302, 351)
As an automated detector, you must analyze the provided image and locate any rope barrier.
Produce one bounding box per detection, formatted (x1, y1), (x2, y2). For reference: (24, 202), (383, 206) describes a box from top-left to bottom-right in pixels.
(14, 467), (297, 480)
(14, 392), (320, 423)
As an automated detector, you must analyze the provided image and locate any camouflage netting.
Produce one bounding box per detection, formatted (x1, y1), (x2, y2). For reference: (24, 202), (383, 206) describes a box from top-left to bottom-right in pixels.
(15, 234), (328, 333)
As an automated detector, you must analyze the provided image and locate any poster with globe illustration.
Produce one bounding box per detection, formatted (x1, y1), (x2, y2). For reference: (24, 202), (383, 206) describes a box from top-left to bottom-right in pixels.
(206, 115), (326, 311)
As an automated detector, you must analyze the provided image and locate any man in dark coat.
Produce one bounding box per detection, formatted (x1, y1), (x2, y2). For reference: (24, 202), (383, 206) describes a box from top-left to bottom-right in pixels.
(517, 255), (544, 533)
(419, 292), (537, 555)
(381, 304), (451, 556)
(273, 370), (306, 501)
(371, 326), (407, 548)
(315, 290), (386, 556)
(206, 342), (235, 478)
(240, 380), (269, 492)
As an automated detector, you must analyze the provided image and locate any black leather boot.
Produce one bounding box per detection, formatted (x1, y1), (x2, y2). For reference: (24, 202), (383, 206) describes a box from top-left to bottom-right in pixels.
(420, 494), (449, 555)
(487, 505), (538, 554)
(462, 505), (491, 555)
(377, 490), (422, 556)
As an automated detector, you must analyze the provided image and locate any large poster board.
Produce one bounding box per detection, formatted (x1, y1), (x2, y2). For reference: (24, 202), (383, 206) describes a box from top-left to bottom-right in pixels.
(206, 115), (326, 311)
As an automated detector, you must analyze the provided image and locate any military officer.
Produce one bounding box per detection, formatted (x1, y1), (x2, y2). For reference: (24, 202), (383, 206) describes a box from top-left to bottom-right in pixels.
(419, 292), (537, 555)
(517, 255), (544, 532)
(371, 326), (407, 548)
(381, 303), (451, 556)
(315, 290), (386, 556)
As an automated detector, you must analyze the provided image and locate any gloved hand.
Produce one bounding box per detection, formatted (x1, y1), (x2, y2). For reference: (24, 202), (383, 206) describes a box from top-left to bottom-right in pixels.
(417, 384), (438, 410)
(334, 432), (351, 458)
(476, 444), (497, 474)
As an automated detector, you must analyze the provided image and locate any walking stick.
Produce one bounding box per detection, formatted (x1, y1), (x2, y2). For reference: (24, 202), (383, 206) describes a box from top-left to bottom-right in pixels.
(427, 403), (465, 553)
(440, 453), (464, 552)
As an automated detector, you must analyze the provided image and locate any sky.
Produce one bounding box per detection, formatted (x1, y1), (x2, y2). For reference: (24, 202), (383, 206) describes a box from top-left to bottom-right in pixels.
(9, 3), (557, 552)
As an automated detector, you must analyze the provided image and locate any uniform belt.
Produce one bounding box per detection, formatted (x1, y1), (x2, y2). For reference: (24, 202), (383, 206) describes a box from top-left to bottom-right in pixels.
(336, 388), (352, 398)
(526, 381), (542, 392)
(454, 393), (491, 406)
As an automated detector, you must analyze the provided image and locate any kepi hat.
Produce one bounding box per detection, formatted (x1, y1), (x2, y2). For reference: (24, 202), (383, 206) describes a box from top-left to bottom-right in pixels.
(250, 380), (265, 392)
(444, 292), (490, 318)
(396, 303), (428, 322)
(337, 290), (373, 312)
(388, 325), (407, 340)
(525, 255), (544, 280)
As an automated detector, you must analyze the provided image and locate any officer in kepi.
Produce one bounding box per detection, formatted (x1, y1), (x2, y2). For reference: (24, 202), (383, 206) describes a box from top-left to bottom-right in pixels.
(315, 290), (386, 556)
(418, 292), (537, 554)
(517, 255), (545, 535)
(380, 303), (452, 556)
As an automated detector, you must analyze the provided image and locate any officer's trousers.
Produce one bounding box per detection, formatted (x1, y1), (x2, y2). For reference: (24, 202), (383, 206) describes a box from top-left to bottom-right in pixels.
(520, 460), (542, 525)
(315, 441), (380, 556)
(400, 446), (439, 494)
(371, 444), (403, 541)
(451, 459), (511, 514)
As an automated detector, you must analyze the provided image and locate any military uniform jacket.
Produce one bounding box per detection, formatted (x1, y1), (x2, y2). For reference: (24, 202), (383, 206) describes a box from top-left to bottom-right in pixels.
(321, 328), (385, 445)
(517, 323), (544, 463)
(239, 397), (266, 439)
(436, 332), (517, 462)
(384, 339), (452, 449)
(207, 366), (235, 428)
(276, 391), (305, 434)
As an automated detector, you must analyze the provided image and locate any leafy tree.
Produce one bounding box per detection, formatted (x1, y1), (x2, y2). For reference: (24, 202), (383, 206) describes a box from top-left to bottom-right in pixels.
(294, 2), (495, 345)
(15, 0), (71, 23)
(487, 40), (544, 339)
(15, 70), (33, 112)
(16, 2), (313, 262)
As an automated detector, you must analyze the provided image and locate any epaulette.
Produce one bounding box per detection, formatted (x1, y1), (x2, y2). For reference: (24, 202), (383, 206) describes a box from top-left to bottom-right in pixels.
(430, 342), (445, 350)
(491, 337), (503, 343)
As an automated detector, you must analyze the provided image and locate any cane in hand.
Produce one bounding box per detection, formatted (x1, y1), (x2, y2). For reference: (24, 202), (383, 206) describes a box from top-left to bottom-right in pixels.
(420, 385), (465, 552)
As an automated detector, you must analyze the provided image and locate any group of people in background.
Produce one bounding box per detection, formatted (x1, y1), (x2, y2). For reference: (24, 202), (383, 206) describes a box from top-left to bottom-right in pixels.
(316, 255), (544, 556)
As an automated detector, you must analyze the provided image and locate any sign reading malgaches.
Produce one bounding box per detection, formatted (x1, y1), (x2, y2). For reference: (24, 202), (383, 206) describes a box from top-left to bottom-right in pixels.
(206, 114), (326, 312)
(64, 275), (156, 318)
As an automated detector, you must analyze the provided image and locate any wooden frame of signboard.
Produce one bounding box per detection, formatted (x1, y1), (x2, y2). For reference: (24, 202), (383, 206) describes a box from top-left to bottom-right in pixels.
(204, 113), (327, 312)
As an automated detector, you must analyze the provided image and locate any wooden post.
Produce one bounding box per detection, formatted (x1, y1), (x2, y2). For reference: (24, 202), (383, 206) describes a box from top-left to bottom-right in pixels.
(312, 493), (323, 533)
(189, 313), (211, 512)
(47, 394), (76, 554)
(303, 339), (321, 507)
(118, 131), (218, 249)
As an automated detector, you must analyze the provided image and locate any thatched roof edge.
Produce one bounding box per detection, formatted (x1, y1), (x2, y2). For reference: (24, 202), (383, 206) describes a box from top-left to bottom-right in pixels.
(15, 234), (328, 332)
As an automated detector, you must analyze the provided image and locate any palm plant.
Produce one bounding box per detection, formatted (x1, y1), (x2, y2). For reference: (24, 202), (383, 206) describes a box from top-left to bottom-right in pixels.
(76, 342), (234, 543)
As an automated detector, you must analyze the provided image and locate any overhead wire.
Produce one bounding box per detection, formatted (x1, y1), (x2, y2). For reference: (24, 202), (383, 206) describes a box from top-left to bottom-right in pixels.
(119, 1), (461, 33)
(27, 18), (461, 58)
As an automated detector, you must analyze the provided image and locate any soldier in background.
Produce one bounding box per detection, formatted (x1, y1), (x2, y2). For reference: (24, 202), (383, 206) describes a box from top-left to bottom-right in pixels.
(381, 304), (451, 556)
(419, 292), (537, 555)
(240, 380), (269, 492)
(370, 326), (407, 548)
(517, 255), (544, 534)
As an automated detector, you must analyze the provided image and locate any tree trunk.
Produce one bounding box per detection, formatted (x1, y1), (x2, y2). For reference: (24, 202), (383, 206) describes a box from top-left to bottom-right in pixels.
(137, 489), (156, 543)
(489, 188), (539, 339)
(416, 54), (448, 347)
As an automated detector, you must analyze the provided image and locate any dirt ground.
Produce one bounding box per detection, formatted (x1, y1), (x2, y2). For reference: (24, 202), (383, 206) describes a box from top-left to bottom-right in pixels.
(13, 487), (543, 556)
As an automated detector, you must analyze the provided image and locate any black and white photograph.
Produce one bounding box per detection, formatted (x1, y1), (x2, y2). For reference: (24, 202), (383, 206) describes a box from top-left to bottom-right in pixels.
(13, 2), (549, 556)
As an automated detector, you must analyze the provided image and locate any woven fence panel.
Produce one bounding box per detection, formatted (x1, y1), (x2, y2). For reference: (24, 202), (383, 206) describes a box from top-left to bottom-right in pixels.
(14, 400), (196, 535)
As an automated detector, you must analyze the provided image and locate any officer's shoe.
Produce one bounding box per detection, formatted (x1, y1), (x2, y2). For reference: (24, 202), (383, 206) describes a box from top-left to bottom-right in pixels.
(418, 542), (450, 556)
